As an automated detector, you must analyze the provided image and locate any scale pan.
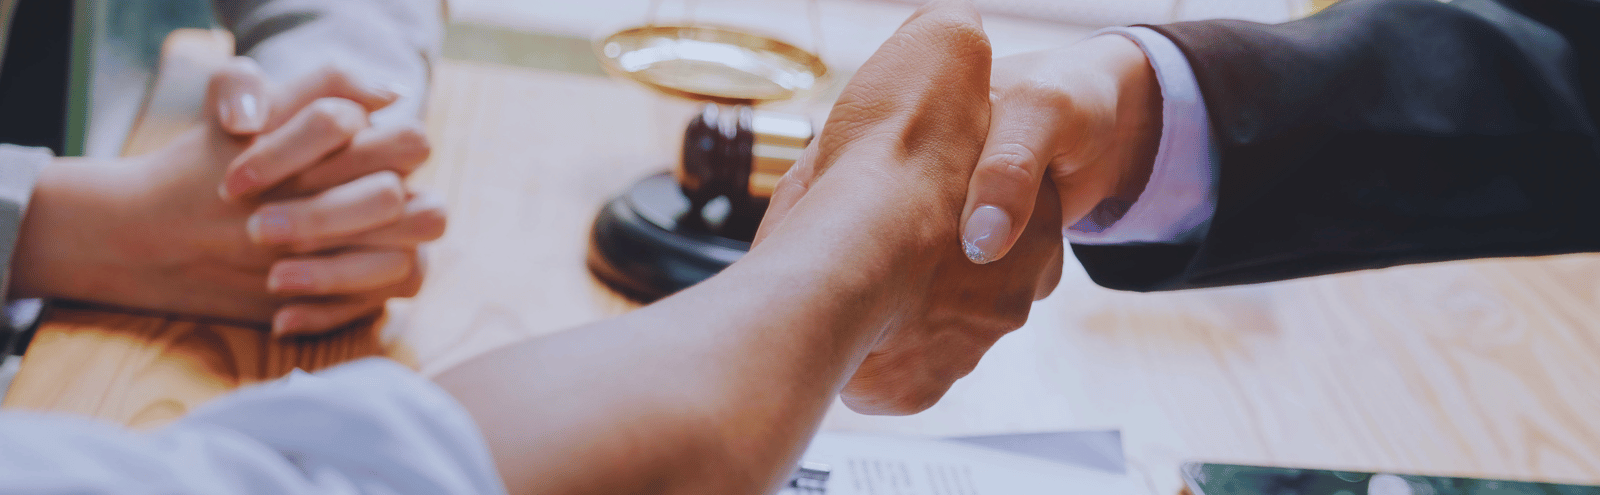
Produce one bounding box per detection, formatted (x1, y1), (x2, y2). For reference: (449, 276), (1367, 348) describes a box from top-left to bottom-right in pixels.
(595, 25), (828, 104)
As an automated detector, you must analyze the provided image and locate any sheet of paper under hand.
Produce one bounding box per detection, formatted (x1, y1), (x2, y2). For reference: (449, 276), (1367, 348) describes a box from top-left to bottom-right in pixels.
(780, 432), (1137, 495)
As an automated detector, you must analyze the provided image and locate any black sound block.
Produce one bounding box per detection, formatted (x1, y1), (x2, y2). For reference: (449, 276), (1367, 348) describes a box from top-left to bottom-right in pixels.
(587, 172), (755, 302)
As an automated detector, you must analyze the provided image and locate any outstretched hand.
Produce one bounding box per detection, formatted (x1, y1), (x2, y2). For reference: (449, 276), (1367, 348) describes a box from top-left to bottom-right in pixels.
(958, 34), (1163, 263)
(751, 0), (1065, 416)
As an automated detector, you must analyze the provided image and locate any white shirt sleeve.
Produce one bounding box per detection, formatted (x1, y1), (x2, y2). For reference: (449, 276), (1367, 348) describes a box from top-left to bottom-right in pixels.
(0, 145), (51, 302)
(0, 358), (505, 494)
(1065, 27), (1220, 245)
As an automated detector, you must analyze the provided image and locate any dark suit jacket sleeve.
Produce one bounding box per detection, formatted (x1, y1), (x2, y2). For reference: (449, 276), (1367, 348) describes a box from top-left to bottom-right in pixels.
(1070, 0), (1600, 291)
(213, 0), (444, 125)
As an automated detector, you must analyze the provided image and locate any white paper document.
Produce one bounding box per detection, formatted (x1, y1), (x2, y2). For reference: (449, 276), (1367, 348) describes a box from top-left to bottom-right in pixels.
(781, 432), (1138, 495)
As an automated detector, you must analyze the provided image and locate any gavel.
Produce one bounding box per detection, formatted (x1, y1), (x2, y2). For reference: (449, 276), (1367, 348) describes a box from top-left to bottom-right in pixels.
(587, 104), (815, 301)
(676, 104), (813, 241)
(588, 21), (829, 300)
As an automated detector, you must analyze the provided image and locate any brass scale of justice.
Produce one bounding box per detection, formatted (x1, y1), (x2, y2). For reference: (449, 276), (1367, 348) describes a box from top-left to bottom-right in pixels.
(586, 0), (831, 301)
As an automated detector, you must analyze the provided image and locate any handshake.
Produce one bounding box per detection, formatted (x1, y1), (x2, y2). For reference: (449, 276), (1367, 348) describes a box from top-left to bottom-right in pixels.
(744, 0), (1164, 415)
(10, 0), (1161, 425)
(2, 0), (1566, 492)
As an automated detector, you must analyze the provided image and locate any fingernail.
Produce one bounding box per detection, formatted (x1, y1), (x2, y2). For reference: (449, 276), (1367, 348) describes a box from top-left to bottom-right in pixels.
(220, 165), (261, 200)
(368, 81), (406, 101)
(269, 267), (315, 293)
(961, 205), (1011, 264)
(217, 102), (234, 130)
(236, 92), (265, 132)
(272, 311), (299, 336)
(247, 210), (293, 244)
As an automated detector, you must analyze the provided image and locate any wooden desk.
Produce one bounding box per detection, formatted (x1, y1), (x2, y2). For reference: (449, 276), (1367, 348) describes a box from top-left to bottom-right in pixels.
(2, 59), (664, 424)
(8, 60), (1600, 494)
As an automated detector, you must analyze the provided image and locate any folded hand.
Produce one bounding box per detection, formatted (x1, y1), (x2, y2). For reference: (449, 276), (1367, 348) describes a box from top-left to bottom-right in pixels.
(11, 59), (445, 336)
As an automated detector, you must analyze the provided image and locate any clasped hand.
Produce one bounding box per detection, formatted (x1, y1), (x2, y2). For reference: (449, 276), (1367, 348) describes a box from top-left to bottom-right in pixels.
(11, 59), (446, 336)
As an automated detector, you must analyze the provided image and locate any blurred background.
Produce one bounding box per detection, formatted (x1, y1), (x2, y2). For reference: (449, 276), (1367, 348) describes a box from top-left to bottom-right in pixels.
(442, 0), (1323, 107)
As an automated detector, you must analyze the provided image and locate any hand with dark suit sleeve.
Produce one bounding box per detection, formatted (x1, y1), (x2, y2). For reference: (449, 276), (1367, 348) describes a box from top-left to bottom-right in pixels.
(966, 0), (1600, 291)
(955, 33), (1164, 265)
(1073, 0), (1600, 291)
(960, 0), (1600, 288)
(853, 0), (1600, 414)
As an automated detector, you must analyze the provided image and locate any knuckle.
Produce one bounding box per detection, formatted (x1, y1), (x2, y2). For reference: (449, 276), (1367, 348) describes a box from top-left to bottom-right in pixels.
(409, 206), (449, 240)
(230, 58), (265, 79)
(976, 292), (1033, 333)
(398, 261), (425, 297)
(977, 146), (1040, 187)
(400, 274), (424, 296)
(1035, 276), (1060, 300)
(939, 22), (991, 59)
(367, 172), (407, 211)
(1005, 78), (1077, 111)
(851, 385), (943, 416)
(229, 154), (265, 182)
(207, 72), (241, 97)
(272, 261), (320, 292)
(316, 65), (356, 91)
(842, 357), (952, 415)
(893, 388), (945, 415)
(288, 239), (323, 254)
(209, 58), (262, 89)
(379, 252), (417, 284)
(395, 122), (432, 152)
(374, 249), (414, 273)
(305, 98), (366, 136)
(996, 310), (1029, 333)
(905, 9), (989, 57)
(298, 205), (330, 238)
(394, 124), (432, 162)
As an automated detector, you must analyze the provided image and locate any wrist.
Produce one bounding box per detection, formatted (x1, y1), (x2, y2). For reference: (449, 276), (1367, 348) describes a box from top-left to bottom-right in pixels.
(10, 158), (137, 300)
(745, 177), (950, 341)
(1096, 34), (1163, 203)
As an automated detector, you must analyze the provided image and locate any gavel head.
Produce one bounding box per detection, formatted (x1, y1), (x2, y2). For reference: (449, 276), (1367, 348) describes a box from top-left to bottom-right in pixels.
(677, 104), (812, 226)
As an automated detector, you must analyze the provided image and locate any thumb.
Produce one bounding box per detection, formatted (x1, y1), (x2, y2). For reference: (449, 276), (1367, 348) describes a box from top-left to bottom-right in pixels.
(958, 99), (1063, 264)
(206, 57), (271, 135)
(751, 142), (820, 247)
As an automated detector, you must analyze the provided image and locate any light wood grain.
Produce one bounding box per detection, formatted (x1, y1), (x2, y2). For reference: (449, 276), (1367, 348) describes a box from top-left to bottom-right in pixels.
(7, 53), (1600, 495)
(819, 255), (1600, 493)
(384, 60), (681, 375)
(4, 306), (394, 429)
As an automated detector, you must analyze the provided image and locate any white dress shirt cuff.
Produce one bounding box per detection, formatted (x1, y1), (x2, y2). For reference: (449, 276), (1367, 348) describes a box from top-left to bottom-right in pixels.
(0, 358), (505, 494)
(1065, 26), (1218, 245)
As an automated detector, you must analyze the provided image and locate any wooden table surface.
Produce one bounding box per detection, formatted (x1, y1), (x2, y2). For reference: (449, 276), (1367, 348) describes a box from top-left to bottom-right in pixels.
(7, 59), (1600, 494)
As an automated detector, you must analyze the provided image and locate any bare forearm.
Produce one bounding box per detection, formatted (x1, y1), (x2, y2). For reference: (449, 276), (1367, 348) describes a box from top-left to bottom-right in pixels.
(10, 158), (129, 300)
(434, 2), (1002, 491)
(434, 218), (904, 495)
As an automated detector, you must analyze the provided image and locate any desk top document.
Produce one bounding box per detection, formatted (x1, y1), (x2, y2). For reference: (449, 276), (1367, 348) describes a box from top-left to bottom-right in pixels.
(783, 431), (1137, 495)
